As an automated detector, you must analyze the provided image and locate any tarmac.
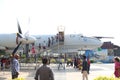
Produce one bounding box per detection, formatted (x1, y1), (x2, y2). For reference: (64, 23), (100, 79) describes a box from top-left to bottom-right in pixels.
(0, 63), (115, 80)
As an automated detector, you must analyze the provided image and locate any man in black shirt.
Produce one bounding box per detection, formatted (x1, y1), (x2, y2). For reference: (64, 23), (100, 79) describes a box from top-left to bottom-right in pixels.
(82, 55), (88, 80)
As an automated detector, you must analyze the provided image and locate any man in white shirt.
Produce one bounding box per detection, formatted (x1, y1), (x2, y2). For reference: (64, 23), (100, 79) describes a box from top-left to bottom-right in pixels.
(11, 54), (20, 79)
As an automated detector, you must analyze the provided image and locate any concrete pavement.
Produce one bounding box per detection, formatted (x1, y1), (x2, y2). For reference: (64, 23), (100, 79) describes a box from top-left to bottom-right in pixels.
(0, 63), (115, 80)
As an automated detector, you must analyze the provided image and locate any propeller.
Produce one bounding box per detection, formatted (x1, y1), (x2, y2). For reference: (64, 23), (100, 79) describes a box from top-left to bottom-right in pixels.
(12, 20), (23, 56)
(13, 19), (36, 59)
(13, 20), (28, 56)
(12, 42), (22, 56)
(17, 20), (30, 58)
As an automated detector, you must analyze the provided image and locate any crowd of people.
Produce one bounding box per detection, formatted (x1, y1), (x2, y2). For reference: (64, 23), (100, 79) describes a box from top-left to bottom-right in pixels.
(66, 56), (90, 72)
(2, 53), (120, 80)
(0, 56), (11, 70)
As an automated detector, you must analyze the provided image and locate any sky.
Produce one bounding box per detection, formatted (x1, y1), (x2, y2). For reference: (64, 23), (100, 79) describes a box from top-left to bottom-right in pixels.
(0, 0), (120, 46)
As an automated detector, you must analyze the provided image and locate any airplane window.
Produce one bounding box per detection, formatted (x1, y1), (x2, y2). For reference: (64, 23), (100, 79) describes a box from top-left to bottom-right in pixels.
(59, 32), (64, 42)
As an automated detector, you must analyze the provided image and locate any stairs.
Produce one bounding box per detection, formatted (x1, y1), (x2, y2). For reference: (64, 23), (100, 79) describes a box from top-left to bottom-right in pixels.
(37, 42), (80, 53)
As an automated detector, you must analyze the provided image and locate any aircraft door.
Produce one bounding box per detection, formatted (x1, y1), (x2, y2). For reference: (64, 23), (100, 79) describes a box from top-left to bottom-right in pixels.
(58, 31), (64, 45)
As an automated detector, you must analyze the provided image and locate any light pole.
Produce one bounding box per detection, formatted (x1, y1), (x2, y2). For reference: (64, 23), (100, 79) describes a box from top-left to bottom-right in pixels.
(57, 25), (65, 70)
(57, 25), (65, 54)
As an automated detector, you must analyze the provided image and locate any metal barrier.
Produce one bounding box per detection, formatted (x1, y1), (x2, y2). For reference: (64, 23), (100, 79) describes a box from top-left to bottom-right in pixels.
(19, 57), (41, 70)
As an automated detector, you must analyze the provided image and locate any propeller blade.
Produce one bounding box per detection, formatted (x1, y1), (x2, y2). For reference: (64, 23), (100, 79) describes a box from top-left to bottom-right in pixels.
(17, 20), (22, 34)
(16, 33), (23, 44)
(16, 34), (18, 45)
(17, 33), (23, 38)
(12, 42), (22, 55)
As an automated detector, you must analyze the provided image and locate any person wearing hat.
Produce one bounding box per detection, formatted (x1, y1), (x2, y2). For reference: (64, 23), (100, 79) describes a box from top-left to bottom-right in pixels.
(11, 54), (20, 79)
(34, 58), (54, 80)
